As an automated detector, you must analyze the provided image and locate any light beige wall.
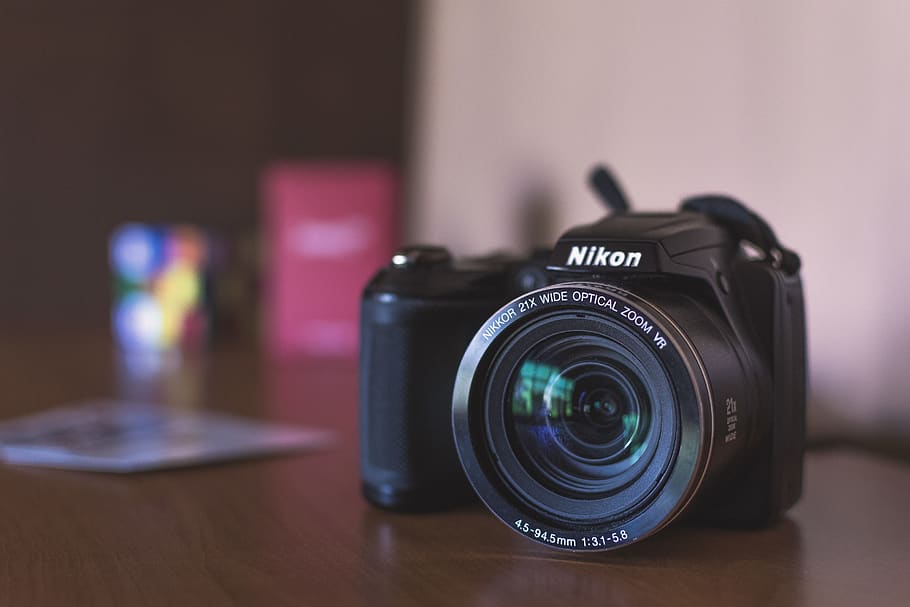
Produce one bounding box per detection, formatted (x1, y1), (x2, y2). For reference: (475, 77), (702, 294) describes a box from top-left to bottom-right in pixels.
(410, 0), (910, 443)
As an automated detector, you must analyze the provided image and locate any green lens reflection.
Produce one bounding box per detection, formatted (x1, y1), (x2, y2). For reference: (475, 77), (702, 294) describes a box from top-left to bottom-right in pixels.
(512, 360), (575, 418)
(504, 347), (654, 497)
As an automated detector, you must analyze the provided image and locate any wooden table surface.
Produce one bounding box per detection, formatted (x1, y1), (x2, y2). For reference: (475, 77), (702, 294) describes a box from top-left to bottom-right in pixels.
(1, 332), (908, 606)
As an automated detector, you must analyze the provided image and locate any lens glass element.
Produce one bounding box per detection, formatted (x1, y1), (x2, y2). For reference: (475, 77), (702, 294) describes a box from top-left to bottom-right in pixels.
(504, 333), (656, 499)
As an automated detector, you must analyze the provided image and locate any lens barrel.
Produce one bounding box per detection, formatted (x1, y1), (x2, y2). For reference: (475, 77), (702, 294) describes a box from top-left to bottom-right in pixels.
(453, 282), (727, 551)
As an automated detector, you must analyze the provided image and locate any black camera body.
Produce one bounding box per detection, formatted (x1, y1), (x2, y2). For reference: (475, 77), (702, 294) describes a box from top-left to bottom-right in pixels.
(360, 168), (806, 551)
(359, 248), (551, 510)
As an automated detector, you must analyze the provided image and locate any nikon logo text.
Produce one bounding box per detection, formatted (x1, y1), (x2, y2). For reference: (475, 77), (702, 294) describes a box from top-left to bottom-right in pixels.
(566, 246), (642, 268)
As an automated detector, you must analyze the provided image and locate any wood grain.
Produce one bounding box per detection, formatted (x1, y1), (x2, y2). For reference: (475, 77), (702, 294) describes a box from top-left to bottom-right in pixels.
(0, 333), (908, 606)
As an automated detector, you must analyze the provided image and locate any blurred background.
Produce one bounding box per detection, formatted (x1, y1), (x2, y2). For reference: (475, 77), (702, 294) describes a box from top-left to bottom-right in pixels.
(1, 1), (907, 457)
(0, 1), (412, 331)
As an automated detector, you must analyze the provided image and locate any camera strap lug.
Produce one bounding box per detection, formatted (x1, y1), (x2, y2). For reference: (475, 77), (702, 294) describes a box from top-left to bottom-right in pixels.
(680, 195), (801, 275)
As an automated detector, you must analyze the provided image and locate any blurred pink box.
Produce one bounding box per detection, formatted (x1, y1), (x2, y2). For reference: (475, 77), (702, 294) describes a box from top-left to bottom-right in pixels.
(263, 163), (397, 357)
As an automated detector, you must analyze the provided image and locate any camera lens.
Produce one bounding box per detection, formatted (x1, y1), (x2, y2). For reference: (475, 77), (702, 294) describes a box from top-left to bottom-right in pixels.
(505, 335), (655, 499)
(480, 316), (676, 527)
(453, 283), (716, 551)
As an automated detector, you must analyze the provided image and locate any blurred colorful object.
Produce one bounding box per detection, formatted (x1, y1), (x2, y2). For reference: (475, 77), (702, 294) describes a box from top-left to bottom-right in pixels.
(111, 224), (213, 351)
(262, 163), (398, 358)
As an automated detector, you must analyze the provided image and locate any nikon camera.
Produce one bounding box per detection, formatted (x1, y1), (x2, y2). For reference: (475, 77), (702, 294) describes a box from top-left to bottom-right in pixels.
(359, 166), (806, 552)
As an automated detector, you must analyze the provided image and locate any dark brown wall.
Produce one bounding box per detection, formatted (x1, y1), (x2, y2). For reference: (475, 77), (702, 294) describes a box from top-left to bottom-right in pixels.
(0, 1), (413, 330)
